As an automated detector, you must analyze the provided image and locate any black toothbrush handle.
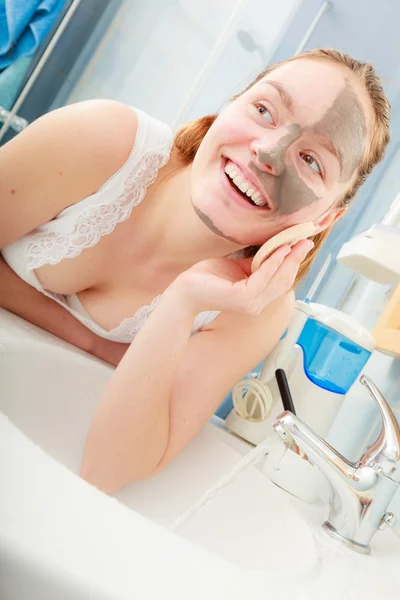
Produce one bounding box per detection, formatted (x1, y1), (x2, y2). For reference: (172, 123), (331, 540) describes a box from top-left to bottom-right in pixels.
(275, 369), (296, 415)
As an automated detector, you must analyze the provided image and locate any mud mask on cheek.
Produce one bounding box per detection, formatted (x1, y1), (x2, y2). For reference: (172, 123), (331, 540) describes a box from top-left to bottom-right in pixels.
(249, 81), (367, 215)
(249, 124), (321, 215)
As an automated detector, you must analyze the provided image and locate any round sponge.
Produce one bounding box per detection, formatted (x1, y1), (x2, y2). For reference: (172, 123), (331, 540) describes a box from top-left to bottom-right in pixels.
(251, 222), (316, 273)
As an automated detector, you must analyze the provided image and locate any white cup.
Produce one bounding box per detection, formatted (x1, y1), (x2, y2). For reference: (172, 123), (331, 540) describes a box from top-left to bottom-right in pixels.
(260, 438), (329, 505)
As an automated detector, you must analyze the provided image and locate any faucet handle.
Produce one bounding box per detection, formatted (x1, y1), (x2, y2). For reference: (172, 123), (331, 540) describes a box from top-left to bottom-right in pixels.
(359, 375), (400, 480)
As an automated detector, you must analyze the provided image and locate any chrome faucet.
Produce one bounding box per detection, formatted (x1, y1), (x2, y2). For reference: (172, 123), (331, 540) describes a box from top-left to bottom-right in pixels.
(273, 374), (400, 555)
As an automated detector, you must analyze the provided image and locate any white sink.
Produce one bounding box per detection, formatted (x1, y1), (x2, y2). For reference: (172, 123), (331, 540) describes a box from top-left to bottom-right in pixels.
(1, 307), (400, 600)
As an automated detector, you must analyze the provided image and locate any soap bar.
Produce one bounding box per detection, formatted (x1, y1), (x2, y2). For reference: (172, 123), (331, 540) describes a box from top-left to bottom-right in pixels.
(251, 222), (316, 273)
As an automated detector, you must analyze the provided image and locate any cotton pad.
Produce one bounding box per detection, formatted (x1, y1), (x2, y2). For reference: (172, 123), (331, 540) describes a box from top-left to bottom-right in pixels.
(251, 222), (316, 273)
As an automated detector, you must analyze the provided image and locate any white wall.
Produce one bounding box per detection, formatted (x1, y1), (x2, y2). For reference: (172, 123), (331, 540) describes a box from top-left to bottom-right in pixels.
(64, 0), (299, 128)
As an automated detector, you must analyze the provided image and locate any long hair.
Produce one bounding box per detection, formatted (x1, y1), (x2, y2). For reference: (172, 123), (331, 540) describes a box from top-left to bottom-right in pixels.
(173, 49), (391, 285)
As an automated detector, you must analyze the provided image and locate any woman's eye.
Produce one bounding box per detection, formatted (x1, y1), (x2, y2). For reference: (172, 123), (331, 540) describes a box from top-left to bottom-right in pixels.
(256, 104), (274, 124)
(300, 152), (322, 175)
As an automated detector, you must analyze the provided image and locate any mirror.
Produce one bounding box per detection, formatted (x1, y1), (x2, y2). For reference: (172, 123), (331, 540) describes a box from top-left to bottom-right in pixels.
(1, 0), (399, 487)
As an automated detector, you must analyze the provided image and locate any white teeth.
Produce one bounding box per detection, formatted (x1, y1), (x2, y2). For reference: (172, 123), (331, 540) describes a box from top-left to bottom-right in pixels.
(251, 191), (263, 204)
(224, 161), (267, 207)
(253, 197), (265, 207)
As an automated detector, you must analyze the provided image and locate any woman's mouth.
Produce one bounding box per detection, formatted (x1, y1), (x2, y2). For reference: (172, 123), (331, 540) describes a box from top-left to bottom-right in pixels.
(221, 158), (271, 210)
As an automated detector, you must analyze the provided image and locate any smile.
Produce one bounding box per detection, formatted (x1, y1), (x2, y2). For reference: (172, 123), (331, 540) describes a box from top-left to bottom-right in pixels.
(223, 159), (270, 209)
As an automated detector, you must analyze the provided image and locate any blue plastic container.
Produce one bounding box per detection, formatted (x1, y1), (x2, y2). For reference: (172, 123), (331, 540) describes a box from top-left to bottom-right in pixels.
(297, 318), (372, 395)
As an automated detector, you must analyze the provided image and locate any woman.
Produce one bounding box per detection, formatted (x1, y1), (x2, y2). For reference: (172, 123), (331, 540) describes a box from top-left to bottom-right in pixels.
(0, 49), (390, 493)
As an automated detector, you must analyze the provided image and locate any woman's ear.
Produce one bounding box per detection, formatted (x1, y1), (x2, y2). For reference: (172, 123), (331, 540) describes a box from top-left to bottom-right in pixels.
(313, 207), (346, 234)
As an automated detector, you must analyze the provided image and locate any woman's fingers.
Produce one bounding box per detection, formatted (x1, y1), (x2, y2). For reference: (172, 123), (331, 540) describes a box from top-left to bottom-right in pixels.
(278, 239), (313, 281)
(263, 239), (313, 294)
(246, 244), (291, 290)
(289, 239), (314, 260)
(245, 239), (313, 312)
(177, 238), (314, 316)
(275, 240), (312, 286)
(247, 241), (309, 293)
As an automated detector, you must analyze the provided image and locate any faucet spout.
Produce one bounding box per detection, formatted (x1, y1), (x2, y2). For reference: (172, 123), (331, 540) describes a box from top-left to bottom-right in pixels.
(274, 413), (358, 482)
(359, 375), (400, 480)
(273, 375), (400, 555)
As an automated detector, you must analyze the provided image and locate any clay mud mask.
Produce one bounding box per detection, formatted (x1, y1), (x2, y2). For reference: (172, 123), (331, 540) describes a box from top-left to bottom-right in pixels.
(249, 80), (367, 215)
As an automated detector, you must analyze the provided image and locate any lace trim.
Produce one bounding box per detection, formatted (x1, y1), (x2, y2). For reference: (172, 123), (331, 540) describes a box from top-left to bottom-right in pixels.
(33, 242), (241, 342)
(106, 297), (220, 341)
(26, 131), (172, 269)
(107, 293), (163, 341)
(42, 288), (220, 343)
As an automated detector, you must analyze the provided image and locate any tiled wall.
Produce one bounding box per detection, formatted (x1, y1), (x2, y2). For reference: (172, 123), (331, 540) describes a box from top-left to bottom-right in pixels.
(62, 0), (300, 128)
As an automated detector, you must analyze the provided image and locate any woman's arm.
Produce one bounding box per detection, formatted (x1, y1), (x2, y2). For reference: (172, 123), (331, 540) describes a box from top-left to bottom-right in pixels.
(0, 100), (137, 361)
(0, 99), (137, 248)
(0, 256), (129, 366)
(80, 243), (310, 494)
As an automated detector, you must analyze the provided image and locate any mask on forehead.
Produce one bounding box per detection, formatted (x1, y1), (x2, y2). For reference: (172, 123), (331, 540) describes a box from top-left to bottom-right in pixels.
(314, 80), (366, 181)
(249, 79), (367, 216)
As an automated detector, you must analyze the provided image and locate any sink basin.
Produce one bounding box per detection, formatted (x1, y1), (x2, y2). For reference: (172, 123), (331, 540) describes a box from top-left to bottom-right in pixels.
(1, 307), (400, 599)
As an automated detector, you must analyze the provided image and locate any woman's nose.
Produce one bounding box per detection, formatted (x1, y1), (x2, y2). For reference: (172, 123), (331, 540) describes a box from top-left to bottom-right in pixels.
(250, 138), (287, 176)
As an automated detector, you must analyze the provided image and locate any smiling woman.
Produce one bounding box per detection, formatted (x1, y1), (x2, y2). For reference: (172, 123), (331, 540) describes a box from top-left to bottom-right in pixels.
(0, 48), (391, 493)
(210, 72), (363, 230)
(176, 48), (390, 282)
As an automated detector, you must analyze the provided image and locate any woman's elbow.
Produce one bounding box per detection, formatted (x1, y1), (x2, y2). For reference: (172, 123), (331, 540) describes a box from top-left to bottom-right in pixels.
(79, 461), (125, 495)
(79, 454), (164, 494)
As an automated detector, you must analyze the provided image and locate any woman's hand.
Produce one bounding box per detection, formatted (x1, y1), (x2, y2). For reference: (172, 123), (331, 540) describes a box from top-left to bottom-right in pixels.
(171, 239), (313, 316)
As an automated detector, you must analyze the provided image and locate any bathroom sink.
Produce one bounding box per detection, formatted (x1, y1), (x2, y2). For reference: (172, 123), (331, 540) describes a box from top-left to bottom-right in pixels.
(0, 310), (318, 577)
(1, 307), (400, 599)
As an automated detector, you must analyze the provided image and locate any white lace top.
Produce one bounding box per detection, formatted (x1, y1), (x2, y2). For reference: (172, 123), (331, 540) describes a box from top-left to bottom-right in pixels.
(1, 107), (221, 343)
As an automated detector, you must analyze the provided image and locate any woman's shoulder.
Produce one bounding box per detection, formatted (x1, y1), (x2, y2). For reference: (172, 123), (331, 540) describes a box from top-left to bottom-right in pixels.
(30, 100), (173, 207)
(57, 99), (140, 186)
(74, 101), (174, 196)
(13, 99), (141, 208)
(0, 100), (141, 248)
(32, 99), (172, 182)
(0, 100), (174, 253)
(68, 100), (173, 183)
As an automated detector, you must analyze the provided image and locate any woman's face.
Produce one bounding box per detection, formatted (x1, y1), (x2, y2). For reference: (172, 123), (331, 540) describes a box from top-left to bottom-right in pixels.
(190, 58), (372, 246)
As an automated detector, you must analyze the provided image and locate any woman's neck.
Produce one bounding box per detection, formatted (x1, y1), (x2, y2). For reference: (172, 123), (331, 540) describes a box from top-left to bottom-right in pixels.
(132, 152), (244, 269)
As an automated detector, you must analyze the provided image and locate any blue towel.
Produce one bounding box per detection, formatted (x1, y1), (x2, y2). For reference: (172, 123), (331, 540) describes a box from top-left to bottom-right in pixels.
(0, 0), (66, 69)
(0, 54), (31, 111)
